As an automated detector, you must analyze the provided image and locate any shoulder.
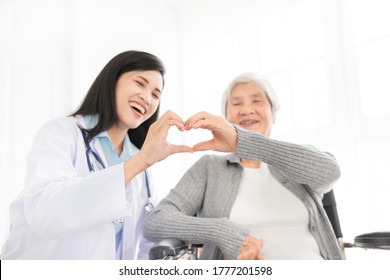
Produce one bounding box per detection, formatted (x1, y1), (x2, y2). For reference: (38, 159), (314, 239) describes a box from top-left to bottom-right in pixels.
(26, 116), (83, 161)
(41, 116), (78, 131)
(192, 153), (239, 169)
(34, 116), (80, 143)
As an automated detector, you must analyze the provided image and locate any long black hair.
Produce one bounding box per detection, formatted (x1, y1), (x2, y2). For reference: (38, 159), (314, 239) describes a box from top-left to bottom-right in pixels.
(71, 50), (165, 149)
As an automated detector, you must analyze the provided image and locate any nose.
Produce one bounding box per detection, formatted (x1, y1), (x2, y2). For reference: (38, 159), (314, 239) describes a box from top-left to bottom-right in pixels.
(139, 90), (152, 105)
(239, 104), (254, 115)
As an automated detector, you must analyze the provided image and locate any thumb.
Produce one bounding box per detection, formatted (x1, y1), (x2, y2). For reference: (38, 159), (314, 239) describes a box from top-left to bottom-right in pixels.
(170, 144), (193, 154)
(193, 140), (215, 152)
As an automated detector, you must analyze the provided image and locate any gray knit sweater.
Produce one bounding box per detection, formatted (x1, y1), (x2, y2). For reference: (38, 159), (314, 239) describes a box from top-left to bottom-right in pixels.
(144, 126), (344, 260)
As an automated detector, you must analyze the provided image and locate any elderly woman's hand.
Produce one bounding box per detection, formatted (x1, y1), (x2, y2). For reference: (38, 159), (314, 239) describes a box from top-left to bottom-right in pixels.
(237, 235), (264, 260)
(184, 111), (238, 152)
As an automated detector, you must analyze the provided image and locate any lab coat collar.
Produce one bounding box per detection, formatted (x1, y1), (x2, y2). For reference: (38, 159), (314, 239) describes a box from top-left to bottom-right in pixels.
(83, 114), (107, 138)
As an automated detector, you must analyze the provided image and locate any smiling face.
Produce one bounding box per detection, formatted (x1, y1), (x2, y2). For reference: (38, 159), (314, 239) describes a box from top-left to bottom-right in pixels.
(226, 82), (275, 136)
(115, 70), (163, 130)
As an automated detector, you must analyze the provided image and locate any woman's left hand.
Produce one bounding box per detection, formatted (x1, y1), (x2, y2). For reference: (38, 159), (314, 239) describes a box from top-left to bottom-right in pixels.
(184, 111), (238, 153)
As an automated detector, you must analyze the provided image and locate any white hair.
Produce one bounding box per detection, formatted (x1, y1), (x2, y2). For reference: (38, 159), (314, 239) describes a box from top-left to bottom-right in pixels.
(221, 73), (280, 117)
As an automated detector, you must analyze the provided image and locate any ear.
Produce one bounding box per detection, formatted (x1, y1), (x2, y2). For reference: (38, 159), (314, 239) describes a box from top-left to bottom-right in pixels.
(272, 112), (276, 124)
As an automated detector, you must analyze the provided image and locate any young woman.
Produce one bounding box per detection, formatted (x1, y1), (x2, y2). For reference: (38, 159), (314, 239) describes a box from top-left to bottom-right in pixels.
(0, 50), (192, 260)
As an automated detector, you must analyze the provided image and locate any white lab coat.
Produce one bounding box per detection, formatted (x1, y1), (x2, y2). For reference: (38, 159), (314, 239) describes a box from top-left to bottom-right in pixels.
(0, 116), (158, 259)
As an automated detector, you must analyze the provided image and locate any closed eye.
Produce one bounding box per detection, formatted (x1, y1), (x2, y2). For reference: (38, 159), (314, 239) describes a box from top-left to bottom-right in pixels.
(135, 80), (145, 87)
(152, 91), (161, 99)
(253, 98), (265, 103)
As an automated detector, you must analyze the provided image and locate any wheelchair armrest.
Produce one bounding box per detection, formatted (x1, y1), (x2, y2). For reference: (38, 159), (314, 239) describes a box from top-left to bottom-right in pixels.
(345, 231), (390, 250)
(149, 238), (188, 260)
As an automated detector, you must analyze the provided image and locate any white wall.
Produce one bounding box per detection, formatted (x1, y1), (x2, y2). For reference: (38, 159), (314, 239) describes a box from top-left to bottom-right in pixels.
(1, 0), (390, 259)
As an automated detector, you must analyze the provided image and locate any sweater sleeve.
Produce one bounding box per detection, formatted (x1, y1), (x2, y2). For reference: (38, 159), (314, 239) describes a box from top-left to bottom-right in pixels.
(143, 155), (248, 260)
(234, 125), (341, 193)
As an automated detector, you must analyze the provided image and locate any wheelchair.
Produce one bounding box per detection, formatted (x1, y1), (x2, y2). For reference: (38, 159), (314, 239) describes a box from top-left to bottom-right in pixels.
(149, 190), (390, 260)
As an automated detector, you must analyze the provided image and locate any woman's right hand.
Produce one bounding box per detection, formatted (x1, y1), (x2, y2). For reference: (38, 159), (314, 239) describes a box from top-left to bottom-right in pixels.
(124, 111), (192, 184)
(237, 235), (264, 260)
(139, 110), (193, 167)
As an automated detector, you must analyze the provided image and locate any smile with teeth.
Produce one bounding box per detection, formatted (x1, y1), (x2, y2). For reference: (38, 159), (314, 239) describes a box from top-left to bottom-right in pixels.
(239, 120), (258, 125)
(129, 102), (146, 115)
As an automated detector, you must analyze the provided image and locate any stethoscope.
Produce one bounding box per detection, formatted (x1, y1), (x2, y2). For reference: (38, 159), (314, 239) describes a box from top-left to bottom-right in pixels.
(80, 128), (154, 214)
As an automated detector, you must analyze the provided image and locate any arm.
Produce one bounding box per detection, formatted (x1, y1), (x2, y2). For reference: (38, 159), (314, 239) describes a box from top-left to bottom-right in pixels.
(235, 125), (341, 192)
(25, 112), (192, 239)
(143, 155), (249, 260)
(185, 112), (340, 193)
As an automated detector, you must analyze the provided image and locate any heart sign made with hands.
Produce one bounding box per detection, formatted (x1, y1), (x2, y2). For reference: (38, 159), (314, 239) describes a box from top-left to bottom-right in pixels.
(140, 110), (238, 167)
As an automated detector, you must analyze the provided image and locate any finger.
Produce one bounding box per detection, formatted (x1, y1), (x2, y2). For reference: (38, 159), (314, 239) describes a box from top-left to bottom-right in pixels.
(184, 112), (209, 130)
(193, 140), (215, 152)
(256, 241), (264, 260)
(159, 111), (186, 130)
(167, 119), (186, 131)
(259, 240), (264, 248)
(255, 251), (263, 260)
(167, 111), (186, 124)
(193, 117), (215, 129)
(188, 114), (225, 131)
(155, 117), (185, 131)
(170, 144), (194, 154)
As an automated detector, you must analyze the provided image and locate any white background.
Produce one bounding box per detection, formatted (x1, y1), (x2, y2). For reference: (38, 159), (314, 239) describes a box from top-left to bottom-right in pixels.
(1, 0), (390, 260)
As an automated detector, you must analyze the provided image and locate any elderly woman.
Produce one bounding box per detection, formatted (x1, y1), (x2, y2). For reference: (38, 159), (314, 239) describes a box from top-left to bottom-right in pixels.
(144, 73), (343, 260)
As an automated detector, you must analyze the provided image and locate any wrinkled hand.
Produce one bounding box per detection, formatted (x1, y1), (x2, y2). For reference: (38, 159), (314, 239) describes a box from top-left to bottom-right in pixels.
(184, 111), (238, 152)
(237, 235), (264, 260)
(139, 110), (193, 167)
